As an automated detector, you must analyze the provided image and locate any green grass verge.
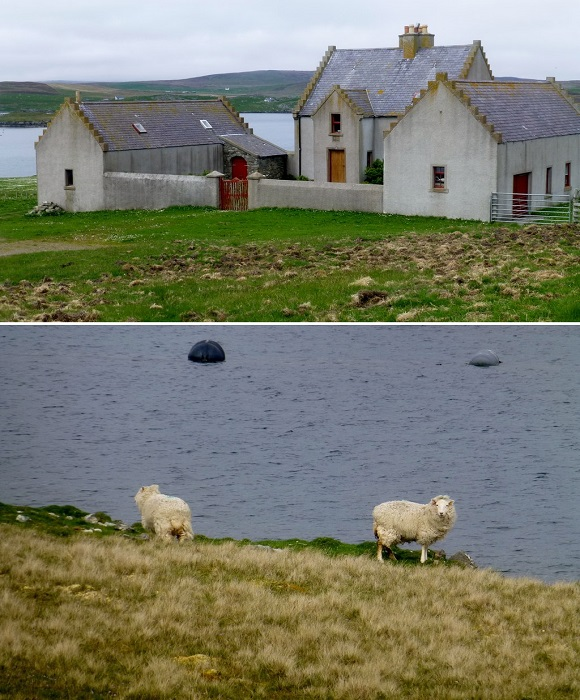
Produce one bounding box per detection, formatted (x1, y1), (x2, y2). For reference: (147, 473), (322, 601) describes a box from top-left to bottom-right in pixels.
(1, 177), (579, 321)
(0, 502), (433, 565)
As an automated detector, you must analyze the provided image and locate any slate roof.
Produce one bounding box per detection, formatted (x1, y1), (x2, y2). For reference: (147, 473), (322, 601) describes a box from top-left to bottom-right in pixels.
(457, 81), (580, 142)
(75, 99), (285, 154)
(221, 133), (287, 157)
(299, 45), (475, 117)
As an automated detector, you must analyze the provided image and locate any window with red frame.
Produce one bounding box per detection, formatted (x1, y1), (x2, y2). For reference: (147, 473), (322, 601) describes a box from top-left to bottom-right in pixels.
(433, 166), (446, 190)
(546, 167), (552, 195)
(330, 113), (341, 134)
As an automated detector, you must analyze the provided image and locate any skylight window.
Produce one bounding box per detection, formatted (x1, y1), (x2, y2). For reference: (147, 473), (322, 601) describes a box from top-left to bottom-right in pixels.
(132, 122), (147, 134)
(200, 119), (213, 129)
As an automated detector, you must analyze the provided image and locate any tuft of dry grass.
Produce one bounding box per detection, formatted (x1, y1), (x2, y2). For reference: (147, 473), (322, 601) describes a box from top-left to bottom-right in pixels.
(1, 525), (579, 699)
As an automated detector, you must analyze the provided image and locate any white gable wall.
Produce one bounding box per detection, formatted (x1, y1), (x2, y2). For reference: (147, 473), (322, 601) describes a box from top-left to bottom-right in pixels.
(383, 83), (498, 220)
(464, 47), (493, 80)
(311, 91), (361, 182)
(35, 105), (105, 212)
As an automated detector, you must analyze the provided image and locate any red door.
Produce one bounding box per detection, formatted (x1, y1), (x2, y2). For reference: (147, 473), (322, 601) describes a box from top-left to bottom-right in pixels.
(513, 173), (530, 217)
(231, 157), (248, 180)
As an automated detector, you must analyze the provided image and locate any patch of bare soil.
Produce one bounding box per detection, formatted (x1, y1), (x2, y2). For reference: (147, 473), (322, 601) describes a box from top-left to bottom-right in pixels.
(1, 224), (578, 321)
(0, 240), (102, 257)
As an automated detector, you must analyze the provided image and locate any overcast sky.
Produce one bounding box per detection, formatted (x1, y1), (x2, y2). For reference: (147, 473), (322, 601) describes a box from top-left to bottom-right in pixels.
(2, 0), (579, 83)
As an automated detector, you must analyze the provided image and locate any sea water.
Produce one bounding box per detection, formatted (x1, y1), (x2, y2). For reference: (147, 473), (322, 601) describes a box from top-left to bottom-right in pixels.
(1, 324), (578, 582)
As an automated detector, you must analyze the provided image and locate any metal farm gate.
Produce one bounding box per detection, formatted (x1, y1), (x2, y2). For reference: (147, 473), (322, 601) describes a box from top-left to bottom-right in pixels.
(219, 178), (248, 211)
(490, 192), (579, 224)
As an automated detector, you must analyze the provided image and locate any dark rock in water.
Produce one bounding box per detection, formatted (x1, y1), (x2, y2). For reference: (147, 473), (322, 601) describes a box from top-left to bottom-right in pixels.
(188, 340), (225, 363)
(468, 349), (501, 367)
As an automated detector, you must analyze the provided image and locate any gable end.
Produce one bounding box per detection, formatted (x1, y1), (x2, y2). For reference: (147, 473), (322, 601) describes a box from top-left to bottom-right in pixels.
(384, 73), (503, 143)
(294, 46), (336, 117)
(459, 40), (494, 80)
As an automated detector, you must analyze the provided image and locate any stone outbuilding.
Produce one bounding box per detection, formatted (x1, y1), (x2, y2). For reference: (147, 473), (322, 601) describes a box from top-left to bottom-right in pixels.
(35, 96), (287, 211)
(383, 74), (580, 221)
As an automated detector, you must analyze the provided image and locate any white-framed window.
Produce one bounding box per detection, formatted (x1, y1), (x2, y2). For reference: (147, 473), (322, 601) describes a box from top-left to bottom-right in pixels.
(200, 119), (213, 129)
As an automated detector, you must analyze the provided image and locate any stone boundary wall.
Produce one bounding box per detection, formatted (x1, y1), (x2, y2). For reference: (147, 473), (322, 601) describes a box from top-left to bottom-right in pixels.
(248, 178), (383, 213)
(103, 173), (219, 210)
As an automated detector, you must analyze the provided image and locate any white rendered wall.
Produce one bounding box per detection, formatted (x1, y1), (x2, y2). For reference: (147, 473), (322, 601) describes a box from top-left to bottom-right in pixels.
(103, 173), (219, 210)
(35, 106), (105, 212)
(311, 91), (360, 183)
(383, 83), (498, 221)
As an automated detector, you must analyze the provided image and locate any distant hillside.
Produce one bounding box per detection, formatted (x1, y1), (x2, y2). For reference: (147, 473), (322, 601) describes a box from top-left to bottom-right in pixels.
(0, 81), (59, 94)
(156, 70), (313, 95)
(2, 72), (578, 125)
(77, 70), (313, 99)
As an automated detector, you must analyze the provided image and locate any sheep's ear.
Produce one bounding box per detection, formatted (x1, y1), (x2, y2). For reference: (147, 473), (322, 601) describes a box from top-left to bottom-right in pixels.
(448, 500), (455, 506)
(430, 498), (437, 505)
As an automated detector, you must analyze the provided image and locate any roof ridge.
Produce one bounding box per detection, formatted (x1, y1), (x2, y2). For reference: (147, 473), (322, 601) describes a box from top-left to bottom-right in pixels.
(384, 73), (502, 143)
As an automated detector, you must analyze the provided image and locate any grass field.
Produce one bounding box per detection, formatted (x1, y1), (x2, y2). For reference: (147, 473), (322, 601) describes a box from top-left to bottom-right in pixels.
(0, 506), (578, 700)
(1, 177), (579, 322)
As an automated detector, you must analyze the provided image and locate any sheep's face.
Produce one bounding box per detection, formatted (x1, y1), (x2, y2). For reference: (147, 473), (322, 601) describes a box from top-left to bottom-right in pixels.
(431, 496), (454, 518)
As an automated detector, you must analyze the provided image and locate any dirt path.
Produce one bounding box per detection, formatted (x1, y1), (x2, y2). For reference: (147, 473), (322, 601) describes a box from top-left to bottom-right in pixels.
(0, 240), (102, 257)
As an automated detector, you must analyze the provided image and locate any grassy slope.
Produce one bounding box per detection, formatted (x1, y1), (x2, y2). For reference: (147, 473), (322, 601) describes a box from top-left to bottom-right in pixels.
(1, 178), (580, 322)
(0, 506), (578, 700)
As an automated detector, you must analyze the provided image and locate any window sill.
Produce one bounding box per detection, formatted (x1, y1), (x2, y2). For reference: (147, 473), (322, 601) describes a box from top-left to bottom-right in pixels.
(431, 188), (448, 193)
(64, 185), (76, 191)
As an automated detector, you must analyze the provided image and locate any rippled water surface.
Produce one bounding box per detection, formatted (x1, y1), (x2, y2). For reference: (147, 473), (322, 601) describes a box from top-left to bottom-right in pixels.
(1, 325), (578, 582)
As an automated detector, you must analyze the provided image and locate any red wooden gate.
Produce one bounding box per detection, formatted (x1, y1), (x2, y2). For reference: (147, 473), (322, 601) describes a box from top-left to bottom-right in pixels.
(220, 178), (248, 211)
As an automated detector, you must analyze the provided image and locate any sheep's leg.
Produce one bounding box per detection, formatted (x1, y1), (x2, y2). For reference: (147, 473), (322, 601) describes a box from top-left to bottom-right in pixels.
(420, 544), (428, 563)
(376, 540), (383, 561)
(377, 541), (397, 562)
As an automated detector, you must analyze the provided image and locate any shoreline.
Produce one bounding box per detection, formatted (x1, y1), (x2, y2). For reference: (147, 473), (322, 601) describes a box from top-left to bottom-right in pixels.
(0, 500), (477, 570)
(0, 121), (47, 127)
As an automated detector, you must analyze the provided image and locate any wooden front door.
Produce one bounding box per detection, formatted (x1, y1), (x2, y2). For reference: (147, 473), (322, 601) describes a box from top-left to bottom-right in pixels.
(513, 173), (531, 217)
(328, 150), (346, 183)
(231, 156), (248, 180)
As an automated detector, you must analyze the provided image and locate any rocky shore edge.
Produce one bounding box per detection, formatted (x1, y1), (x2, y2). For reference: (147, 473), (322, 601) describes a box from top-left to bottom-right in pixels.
(0, 121), (47, 127)
(0, 501), (477, 568)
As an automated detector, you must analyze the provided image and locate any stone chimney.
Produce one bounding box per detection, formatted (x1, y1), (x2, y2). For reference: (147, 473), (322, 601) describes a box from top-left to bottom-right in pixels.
(399, 24), (434, 59)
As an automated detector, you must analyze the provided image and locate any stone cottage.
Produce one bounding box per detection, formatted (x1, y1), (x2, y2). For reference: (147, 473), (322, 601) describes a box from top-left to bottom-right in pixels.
(36, 96), (287, 212)
(293, 25), (493, 183)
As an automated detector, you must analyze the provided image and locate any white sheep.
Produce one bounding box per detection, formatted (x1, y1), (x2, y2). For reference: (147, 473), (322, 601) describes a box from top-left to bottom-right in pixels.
(134, 485), (194, 543)
(373, 495), (456, 563)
